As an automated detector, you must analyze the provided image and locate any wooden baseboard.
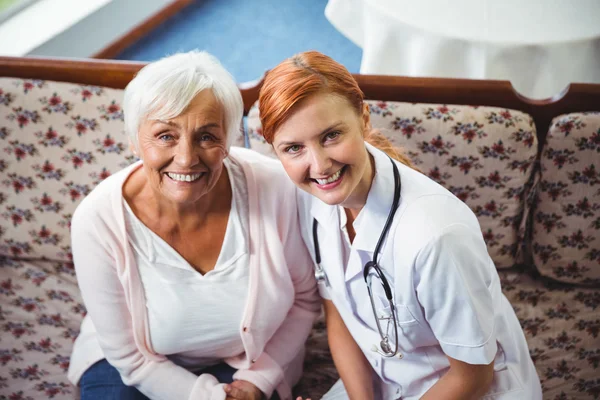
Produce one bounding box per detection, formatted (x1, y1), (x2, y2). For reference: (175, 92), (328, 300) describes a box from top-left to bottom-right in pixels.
(92, 0), (193, 59)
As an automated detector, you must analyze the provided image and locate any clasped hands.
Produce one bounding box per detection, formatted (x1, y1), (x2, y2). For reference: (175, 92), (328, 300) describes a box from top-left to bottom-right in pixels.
(223, 380), (312, 400)
(224, 380), (264, 400)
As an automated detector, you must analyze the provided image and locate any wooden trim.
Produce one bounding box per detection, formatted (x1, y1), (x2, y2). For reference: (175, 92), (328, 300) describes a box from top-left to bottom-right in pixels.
(92, 0), (193, 59)
(1, 56), (599, 150)
(0, 56), (145, 89)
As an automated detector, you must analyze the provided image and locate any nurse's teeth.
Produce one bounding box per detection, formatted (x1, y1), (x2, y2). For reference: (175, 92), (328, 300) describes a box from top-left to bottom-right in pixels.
(315, 169), (342, 185)
(167, 173), (202, 182)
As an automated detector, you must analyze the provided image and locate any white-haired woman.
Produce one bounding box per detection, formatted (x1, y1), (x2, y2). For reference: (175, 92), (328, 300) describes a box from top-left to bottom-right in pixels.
(67, 51), (320, 400)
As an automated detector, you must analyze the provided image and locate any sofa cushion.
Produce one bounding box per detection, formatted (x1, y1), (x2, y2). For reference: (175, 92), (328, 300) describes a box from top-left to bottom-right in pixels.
(0, 256), (82, 399)
(4, 255), (596, 400)
(247, 100), (538, 269)
(498, 269), (600, 400)
(0, 78), (246, 262)
(532, 112), (600, 286)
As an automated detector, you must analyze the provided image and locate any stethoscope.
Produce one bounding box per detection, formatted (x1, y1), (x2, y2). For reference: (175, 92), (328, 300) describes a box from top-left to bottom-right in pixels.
(313, 157), (402, 357)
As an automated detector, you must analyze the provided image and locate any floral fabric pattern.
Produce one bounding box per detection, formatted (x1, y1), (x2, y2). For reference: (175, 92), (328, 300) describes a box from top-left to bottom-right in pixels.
(1, 79), (598, 399)
(0, 79), (134, 263)
(247, 101), (539, 269)
(532, 112), (600, 286)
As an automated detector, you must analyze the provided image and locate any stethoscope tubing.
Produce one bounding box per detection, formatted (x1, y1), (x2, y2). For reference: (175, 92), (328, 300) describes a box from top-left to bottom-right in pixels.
(313, 157), (402, 356)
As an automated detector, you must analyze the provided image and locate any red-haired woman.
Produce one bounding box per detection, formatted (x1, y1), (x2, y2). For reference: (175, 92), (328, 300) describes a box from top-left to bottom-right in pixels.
(257, 51), (542, 400)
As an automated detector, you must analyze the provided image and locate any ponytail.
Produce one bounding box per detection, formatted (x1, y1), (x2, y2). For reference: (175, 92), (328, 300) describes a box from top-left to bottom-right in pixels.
(365, 129), (417, 170)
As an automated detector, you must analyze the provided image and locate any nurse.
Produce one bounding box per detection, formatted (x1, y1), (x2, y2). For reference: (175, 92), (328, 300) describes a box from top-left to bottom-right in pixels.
(257, 51), (542, 400)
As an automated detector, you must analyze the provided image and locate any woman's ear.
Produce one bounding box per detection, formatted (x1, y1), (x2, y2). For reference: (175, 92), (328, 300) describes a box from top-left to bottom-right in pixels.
(361, 103), (372, 138)
(128, 140), (139, 158)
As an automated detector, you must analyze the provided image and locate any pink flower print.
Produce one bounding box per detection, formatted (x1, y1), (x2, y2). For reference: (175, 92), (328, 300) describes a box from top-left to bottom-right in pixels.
(3, 322), (36, 338)
(492, 142), (505, 155)
(12, 297), (45, 312)
(94, 135), (126, 154)
(59, 181), (91, 201)
(3, 240), (33, 258)
(38, 313), (65, 328)
(45, 128), (57, 140)
(104, 136), (115, 147)
(34, 381), (71, 397)
(8, 108), (41, 128)
(49, 95), (61, 106)
(67, 116), (98, 136)
(3, 207), (35, 227)
(0, 349), (23, 366)
(50, 354), (70, 372)
(75, 122), (86, 134)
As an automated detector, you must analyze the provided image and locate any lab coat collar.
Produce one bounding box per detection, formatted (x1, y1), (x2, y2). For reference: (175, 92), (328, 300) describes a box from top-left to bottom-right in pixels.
(351, 142), (399, 256)
(309, 142), (400, 283)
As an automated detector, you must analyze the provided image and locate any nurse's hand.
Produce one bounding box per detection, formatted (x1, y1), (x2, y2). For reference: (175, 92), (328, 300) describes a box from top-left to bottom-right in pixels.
(296, 397), (312, 400)
(224, 380), (265, 400)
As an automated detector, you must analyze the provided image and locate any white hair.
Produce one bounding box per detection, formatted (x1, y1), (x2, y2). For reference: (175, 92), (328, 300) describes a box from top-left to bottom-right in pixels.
(123, 51), (243, 149)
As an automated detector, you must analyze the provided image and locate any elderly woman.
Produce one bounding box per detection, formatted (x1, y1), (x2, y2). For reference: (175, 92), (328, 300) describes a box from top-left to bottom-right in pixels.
(66, 51), (320, 400)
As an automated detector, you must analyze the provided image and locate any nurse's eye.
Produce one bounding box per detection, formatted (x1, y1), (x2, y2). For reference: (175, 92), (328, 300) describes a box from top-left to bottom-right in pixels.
(285, 144), (302, 154)
(324, 131), (341, 142)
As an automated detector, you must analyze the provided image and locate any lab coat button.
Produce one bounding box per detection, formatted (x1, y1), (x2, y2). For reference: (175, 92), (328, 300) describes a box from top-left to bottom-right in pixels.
(398, 353), (403, 359)
(251, 359), (256, 363)
(243, 326), (248, 332)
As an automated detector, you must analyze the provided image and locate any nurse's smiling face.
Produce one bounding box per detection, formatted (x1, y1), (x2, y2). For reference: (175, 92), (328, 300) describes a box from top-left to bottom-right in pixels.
(272, 93), (374, 211)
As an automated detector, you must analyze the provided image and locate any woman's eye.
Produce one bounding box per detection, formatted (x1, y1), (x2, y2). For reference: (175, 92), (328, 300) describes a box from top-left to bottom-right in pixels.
(200, 133), (215, 142)
(325, 131), (340, 141)
(285, 145), (302, 154)
(158, 134), (174, 142)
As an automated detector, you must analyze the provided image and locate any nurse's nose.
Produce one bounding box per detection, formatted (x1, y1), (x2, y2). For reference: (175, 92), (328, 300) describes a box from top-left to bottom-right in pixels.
(308, 146), (333, 176)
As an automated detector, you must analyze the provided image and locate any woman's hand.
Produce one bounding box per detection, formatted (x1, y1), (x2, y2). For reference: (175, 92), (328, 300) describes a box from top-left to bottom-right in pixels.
(224, 380), (265, 400)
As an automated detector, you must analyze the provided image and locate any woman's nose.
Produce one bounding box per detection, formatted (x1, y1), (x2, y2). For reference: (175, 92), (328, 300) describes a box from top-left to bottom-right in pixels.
(174, 140), (199, 167)
(309, 147), (333, 175)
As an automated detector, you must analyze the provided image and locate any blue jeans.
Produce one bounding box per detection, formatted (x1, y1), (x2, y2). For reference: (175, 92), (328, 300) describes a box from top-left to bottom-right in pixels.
(80, 359), (238, 400)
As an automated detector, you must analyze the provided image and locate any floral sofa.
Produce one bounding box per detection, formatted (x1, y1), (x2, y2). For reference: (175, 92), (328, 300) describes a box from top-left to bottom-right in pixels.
(0, 57), (599, 399)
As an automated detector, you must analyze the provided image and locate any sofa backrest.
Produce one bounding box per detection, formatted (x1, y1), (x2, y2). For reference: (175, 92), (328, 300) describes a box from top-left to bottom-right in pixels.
(532, 111), (600, 286)
(247, 100), (539, 269)
(0, 78), (134, 262)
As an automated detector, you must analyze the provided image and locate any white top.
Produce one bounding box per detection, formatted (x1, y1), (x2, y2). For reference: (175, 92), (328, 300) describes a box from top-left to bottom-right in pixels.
(123, 157), (249, 371)
(299, 143), (542, 399)
(67, 147), (321, 400)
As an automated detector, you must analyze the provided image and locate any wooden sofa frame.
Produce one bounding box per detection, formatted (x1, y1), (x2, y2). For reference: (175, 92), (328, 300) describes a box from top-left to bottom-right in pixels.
(2, 55), (600, 154)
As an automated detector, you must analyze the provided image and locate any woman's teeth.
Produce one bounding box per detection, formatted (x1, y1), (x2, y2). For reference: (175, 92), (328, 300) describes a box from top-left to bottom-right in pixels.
(167, 172), (202, 182)
(315, 168), (343, 185)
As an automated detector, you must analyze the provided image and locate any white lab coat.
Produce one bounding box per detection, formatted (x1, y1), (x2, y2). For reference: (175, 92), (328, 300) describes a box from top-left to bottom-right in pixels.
(297, 143), (542, 399)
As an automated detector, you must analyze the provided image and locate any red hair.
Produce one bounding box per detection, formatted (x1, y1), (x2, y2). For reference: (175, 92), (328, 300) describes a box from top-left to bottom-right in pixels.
(258, 51), (414, 167)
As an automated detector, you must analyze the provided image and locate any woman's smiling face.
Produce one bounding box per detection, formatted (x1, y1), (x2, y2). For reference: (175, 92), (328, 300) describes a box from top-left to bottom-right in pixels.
(272, 93), (373, 210)
(136, 89), (228, 206)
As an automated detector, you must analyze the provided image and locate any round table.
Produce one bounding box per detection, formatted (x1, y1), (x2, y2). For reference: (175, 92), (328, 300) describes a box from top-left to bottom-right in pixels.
(326, 0), (600, 99)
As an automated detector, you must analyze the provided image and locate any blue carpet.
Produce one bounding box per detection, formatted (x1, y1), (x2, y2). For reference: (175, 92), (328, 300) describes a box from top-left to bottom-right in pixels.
(117, 0), (362, 83)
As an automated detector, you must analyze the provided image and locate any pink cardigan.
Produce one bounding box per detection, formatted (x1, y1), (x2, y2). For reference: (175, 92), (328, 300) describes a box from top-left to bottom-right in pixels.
(67, 148), (320, 400)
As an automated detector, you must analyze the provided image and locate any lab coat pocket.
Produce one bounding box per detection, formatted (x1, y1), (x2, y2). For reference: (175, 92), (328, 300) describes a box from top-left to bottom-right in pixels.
(379, 303), (422, 352)
(394, 304), (418, 327)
